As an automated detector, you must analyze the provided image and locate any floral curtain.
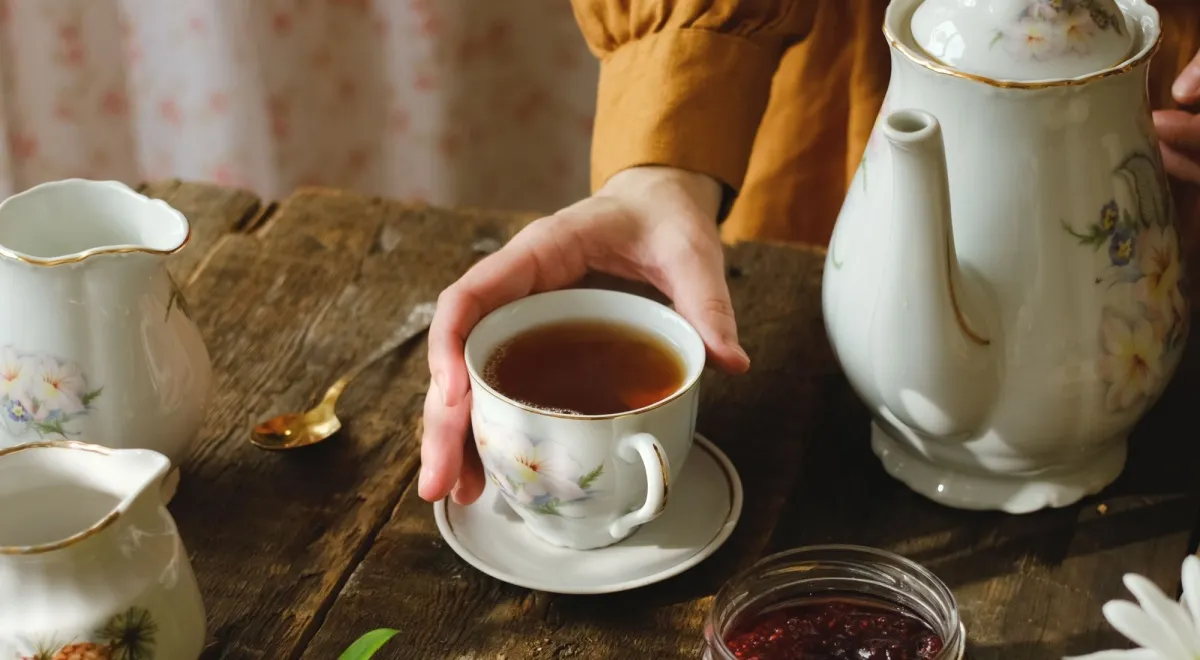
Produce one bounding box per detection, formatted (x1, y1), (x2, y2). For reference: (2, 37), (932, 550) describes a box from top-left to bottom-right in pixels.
(0, 0), (596, 213)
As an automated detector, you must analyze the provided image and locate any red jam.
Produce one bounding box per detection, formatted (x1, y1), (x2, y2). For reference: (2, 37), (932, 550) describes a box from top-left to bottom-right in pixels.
(723, 597), (945, 660)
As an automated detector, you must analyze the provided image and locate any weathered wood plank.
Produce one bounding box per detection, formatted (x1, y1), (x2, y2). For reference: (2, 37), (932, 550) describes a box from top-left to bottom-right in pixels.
(163, 186), (529, 659)
(139, 179), (262, 286)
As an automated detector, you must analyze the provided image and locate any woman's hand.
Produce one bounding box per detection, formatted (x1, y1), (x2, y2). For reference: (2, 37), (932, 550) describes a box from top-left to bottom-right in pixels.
(417, 166), (751, 506)
(1155, 49), (1200, 184)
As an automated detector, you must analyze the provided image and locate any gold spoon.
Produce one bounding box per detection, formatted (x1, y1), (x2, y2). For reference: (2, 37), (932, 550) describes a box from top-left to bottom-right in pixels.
(250, 301), (437, 450)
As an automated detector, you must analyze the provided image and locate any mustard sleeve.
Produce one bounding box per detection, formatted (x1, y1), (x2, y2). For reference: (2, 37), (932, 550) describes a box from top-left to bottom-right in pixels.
(571, 0), (817, 195)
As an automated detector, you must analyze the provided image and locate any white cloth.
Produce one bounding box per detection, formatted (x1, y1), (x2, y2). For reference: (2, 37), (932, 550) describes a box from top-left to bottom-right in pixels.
(0, 0), (596, 212)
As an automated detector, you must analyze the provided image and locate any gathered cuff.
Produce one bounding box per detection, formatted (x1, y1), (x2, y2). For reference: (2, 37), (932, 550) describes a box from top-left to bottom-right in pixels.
(590, 28), (779, 204)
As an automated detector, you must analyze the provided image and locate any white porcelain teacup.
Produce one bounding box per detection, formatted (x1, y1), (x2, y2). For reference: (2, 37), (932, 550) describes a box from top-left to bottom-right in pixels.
(465, 289), (705, 550)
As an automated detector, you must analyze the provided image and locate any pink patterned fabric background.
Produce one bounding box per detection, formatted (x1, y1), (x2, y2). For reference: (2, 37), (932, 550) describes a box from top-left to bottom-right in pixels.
(0, 0), (597, 213)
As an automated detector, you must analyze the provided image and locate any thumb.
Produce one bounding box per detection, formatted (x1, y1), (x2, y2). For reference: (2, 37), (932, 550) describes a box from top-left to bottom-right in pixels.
(1174, 50), (1200, 105)
(655, 234), (750, 374)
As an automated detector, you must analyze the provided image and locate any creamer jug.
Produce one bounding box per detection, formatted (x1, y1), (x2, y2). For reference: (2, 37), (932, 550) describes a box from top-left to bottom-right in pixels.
(0, 441), (206, 659)
(0, 180), (212, 467)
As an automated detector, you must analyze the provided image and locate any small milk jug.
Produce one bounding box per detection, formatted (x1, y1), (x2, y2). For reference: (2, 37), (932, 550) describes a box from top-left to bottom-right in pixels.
(0, 180), (212, 465)
(0, 441), (206, 659)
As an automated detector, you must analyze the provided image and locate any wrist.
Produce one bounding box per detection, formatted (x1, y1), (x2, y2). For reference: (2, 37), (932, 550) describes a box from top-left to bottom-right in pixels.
(600, 166), (723, 222)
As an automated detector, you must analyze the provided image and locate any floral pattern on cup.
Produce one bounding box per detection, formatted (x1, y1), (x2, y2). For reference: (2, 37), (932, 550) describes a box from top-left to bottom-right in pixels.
(474, 420), (603, 517)
(0, 346), (102, 440)
(1064, 151), (1189, 413)
(16, 606), (158, 660)
(991, 0), (1124, 61)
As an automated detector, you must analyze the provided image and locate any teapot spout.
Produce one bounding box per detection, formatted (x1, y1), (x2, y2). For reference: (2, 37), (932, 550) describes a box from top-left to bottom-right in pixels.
(872, 110), (998, 439)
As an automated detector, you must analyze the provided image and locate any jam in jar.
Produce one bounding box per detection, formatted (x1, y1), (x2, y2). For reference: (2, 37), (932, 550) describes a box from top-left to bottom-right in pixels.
(723, 595), (944, 659)
(705, 545), (965, 660)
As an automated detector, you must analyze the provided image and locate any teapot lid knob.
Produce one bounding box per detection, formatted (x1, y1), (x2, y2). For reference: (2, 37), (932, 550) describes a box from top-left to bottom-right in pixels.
(909, 0), (1137, 82)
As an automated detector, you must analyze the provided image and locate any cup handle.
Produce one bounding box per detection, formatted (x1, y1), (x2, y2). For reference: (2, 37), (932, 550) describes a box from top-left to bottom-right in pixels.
(608, 432), (670, 540)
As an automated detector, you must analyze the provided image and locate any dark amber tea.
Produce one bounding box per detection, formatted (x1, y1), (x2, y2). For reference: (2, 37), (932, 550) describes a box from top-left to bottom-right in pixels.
(483, 320), (686, 415)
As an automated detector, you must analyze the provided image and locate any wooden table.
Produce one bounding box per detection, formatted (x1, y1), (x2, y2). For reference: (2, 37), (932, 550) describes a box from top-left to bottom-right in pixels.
(144, 180), (1200, 660)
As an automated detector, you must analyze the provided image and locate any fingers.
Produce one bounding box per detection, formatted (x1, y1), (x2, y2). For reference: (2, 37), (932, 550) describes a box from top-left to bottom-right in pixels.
(1161, 143), (1200, 186)
(421, 215), (589, 504)
(1173, 49), (1200, 105)
(418, 379), (471, 501)
(452, 431), (486, 505)
(1154, 111), (1200, 185)
(1155, 110), (1200, 152)
(427, 217), (588, 409)
(652, 227), (750, 375)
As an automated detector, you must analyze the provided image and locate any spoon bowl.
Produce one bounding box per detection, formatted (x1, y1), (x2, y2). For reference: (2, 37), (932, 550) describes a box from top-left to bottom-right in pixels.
(251, 410), (341, 450)
(250, 302), (436, 451)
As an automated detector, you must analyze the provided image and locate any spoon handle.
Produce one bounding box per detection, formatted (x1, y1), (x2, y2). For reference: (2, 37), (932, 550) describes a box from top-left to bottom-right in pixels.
(323, 301), (437, 402)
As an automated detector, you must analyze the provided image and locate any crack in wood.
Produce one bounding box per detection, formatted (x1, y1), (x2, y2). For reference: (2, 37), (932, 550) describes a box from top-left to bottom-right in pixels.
(240, 200), (279, 234)
(183, 233), (234, 290)
(286, 401), (426, 660)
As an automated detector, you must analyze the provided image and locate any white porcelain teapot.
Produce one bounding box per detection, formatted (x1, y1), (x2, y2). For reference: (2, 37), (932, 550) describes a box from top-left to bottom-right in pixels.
(0, 441), (206, 659)
(823, 0), (1187, 512)
(0, 179), (212, 466)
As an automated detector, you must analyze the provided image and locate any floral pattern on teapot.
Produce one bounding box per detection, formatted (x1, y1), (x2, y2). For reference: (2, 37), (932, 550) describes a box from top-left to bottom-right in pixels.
(475, 422), (604, 517)
(16, 606), (158, 660)
(0, 347), (102, 440)
(833, 98), (892, 271)
(1063, 151), (1189, 414)
(993, 0), (1125, 61)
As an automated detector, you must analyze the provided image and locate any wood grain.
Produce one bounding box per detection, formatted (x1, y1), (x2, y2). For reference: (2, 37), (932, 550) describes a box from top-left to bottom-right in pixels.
(144, 184), (528, 659)
(138, 179), (262, 287)
(146, 181), (1200, 660)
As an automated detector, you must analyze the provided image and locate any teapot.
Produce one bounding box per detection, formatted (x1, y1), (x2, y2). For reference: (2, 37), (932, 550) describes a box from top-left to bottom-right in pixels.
(0, 179), (212, 470)
(823, 0), (1187, 512)
(0, 441), (206, 659)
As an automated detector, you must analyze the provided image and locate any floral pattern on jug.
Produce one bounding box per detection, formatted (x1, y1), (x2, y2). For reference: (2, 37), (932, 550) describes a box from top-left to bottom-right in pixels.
(475, 420), (603, 517)
(0, 347), (102, 441)
(1064, 151), (1189, 414)
(15, 606), (157, 660)
(993, 0), (1125, 60)
(164, 273), (191, 323)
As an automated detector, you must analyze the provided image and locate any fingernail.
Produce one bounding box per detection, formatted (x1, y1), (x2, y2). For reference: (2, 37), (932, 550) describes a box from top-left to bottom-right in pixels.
(734, 344), (750, 363)
(418, 464), (430, 493)
(1174, 73), (1199, 102)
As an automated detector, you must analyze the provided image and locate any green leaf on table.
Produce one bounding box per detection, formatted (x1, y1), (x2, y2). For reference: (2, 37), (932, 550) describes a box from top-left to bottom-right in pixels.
(338, 628), (401, 660)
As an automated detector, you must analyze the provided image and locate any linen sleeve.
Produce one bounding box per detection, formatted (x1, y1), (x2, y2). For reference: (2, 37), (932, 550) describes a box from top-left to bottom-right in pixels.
(570, 0), (818, 196)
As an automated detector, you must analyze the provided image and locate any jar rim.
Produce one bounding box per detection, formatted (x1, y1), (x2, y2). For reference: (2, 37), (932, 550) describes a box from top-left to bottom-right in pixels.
(705, 544), (965, 660)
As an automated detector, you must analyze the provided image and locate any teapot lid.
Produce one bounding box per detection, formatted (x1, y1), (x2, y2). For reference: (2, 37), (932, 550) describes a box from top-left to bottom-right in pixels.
(910, 0), (1136, 81)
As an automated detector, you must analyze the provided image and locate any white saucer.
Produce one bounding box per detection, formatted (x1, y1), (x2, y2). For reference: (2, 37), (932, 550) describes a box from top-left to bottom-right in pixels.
(434, 433), (743, 595)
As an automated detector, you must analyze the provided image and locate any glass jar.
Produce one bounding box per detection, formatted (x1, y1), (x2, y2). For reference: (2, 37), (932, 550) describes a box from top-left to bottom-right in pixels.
(704, 544), (966, 659)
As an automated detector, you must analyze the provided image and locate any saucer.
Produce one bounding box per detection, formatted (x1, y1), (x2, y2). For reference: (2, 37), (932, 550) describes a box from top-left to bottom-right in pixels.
(433, 433), (743, 595)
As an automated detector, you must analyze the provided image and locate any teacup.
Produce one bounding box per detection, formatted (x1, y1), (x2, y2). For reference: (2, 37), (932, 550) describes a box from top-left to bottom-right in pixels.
(465, 289), (705, 550)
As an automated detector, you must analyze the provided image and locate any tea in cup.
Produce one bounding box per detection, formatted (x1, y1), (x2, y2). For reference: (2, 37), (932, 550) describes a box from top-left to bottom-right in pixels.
(465, 289), (705, 550)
